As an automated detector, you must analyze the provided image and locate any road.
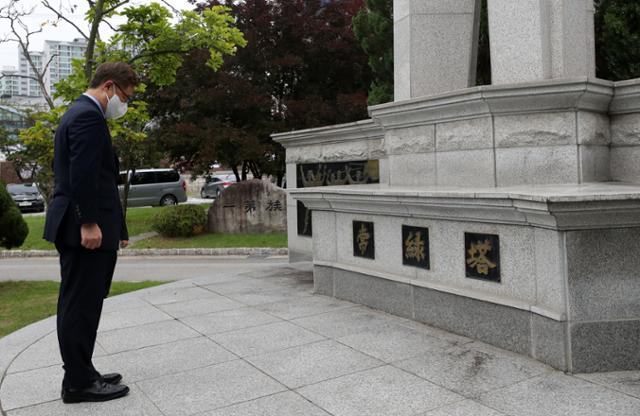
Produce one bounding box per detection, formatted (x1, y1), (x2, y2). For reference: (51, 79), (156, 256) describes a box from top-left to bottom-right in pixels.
(0, 255), (288, 282)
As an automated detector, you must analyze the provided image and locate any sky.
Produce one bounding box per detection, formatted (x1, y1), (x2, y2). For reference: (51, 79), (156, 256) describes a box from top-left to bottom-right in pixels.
(0, 0), (197, 69)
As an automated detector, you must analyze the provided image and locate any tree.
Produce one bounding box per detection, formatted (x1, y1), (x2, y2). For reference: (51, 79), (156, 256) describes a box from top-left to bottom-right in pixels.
(149, 0), (371, 184)
(1, 2), (246, 208)
(0, 180), (28, 249)
(0, 1), (57, 109)
(352, 0), (393, 105)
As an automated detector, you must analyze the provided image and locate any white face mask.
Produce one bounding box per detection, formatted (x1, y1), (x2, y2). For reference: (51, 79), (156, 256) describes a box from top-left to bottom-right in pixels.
(104, 85), (128, 119)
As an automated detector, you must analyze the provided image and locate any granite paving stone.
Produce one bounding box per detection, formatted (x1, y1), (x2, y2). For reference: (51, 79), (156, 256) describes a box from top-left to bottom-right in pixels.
(93, 336), (237, 383)
(394, 342), (551, 399)
(210, 321), (325, 357)
(8, 332), (104, 374)
(222, 287), (313, 306)
(97, 319), (200, 354)
(254, 295), (357, 320)
(246, 340), (383, 388)
(202, 278), (284, 295)
(140, 285), (220, 306)
(179, 307), (282, 335)
(291, 306), (406, 339)
(101, 296), (153, 314)
(6, 385), (162, 416)
(156, 295), (244, 319)
(336, 322), (456, 363)
(420, 399), (508, 416)
(576, 371), (640, 399)
(0, 364), (63, 411)
(297, 365), (464, 416)
(479, 372), (640, 416)
(202, 391), (332, 416)
(4, 262), (640, 416)
(136, 360), (287, 416)
(97, 303), (174, 332)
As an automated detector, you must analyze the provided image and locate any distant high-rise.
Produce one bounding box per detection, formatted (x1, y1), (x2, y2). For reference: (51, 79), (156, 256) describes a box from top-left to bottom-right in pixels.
(18, 50), (44, 97)
(44, 38), (87, 95)
(0, 67), (21, 97)
(1, 38), (87, 105)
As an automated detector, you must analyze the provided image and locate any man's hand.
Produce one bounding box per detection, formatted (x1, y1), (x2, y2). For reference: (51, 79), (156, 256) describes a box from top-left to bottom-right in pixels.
(120, 240), (129, 249)
(81, 223), (102, 250)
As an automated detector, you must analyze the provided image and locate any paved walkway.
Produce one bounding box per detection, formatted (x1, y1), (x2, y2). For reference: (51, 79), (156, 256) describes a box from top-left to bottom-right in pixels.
(1, 262), (640, 416)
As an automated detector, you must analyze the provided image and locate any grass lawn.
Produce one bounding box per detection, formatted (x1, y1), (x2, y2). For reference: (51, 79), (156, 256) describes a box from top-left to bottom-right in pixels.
(131, 233), (288, 249)
(0, 280), (167, 338)
(12, 204), (211, 250)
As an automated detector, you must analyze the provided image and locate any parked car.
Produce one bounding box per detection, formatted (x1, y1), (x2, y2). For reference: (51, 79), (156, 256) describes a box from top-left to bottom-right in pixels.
(200, 174), (236, 198)
(6, 183), (45, 213)
(118, 169), (188, 207)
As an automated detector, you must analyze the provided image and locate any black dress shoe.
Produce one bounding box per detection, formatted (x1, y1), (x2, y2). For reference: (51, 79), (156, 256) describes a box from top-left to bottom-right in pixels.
(101, 373), (123, 384)
(62, 380), (129, 404)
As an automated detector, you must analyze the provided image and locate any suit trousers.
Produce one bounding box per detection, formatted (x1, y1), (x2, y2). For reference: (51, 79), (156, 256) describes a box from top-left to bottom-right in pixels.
(55, 242), (117, 389)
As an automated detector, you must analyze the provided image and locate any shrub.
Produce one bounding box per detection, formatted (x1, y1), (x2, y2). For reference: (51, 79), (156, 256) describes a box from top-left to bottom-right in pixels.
(0, 181), (28, 249)
(151, 204), (207, 238)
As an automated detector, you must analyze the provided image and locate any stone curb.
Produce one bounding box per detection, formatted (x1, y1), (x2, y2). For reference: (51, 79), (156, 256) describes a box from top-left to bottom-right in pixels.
(0, 248), (288, 258)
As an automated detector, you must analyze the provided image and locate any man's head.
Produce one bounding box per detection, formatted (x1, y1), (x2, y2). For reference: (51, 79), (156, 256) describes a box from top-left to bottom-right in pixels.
(86, 62), (139, 119)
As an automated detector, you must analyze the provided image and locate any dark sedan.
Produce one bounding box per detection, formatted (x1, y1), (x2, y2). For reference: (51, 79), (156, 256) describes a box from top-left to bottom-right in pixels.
(6, 183), (45, 213)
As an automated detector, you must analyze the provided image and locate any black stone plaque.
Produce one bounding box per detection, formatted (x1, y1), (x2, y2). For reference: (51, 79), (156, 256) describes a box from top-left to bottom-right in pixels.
(297, 160), (380, 188)
(402, 225), (430, 269)
(353, 221), (375, 259)
(297, 201), (312, 237)
(464, 232), (500, 282)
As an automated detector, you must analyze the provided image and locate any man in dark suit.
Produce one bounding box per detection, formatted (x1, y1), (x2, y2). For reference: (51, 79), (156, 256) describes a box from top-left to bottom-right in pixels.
(44, 62), (138, 403)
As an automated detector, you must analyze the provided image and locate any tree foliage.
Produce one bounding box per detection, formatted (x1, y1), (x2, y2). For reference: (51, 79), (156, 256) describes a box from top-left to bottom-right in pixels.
(2, 2), (245, 205)
(148, 0), (371, 184)
(352, 0), (393, 105)
(595, 0), (640, 81)
(0, 180), (28, 249)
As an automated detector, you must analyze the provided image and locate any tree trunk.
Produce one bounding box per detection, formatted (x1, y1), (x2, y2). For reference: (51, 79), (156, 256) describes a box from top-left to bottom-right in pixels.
(230, 164), (240, 182)
(241, 160), (248, 181)
(84, 0), (106, 81)
(248, 160), (261, 179)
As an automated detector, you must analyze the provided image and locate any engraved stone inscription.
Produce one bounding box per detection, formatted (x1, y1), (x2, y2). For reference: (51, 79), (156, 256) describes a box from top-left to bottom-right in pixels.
(402, 225), (430, 269)
(465, 232), (500, 282)
(297, 160), (380, 188)
(295, 160), (380, 236)
(353, 221), (375, 259)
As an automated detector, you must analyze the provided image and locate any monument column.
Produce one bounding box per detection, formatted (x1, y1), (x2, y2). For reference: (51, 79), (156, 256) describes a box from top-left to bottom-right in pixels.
(487, 0), (596, 84)
(394, 0), (479, 100)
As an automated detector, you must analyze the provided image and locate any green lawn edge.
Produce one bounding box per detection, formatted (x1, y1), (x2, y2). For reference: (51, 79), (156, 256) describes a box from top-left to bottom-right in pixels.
(0, 280), (167, 338)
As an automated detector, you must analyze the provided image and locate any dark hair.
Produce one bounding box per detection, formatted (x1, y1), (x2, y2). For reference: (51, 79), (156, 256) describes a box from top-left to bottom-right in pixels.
(89, 62), (139, 89)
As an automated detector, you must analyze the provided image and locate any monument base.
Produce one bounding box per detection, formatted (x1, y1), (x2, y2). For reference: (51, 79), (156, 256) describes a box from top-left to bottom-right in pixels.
(292, 183), (640, 373)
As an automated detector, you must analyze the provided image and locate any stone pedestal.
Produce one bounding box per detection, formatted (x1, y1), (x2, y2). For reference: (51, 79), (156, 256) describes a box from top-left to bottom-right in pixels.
(273, 78), (640, 372)
(394, 0), (479, 100)
(273, 0), (640, 373)
(291, 184), (640, 373)
(488, 0), (595, 84)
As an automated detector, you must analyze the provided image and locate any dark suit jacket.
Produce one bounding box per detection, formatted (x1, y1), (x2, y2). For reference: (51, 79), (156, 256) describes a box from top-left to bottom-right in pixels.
(44, 95), (128, 251)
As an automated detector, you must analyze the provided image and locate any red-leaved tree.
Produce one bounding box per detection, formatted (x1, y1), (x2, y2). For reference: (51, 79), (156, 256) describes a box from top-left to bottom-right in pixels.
(147, 0), (371, 184)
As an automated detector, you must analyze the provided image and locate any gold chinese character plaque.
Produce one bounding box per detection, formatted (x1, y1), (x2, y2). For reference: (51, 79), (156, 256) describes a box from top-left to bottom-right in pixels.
(353, 221), (375, 259)
(465, 232), (500, 282)
(402, 225), (430, 269)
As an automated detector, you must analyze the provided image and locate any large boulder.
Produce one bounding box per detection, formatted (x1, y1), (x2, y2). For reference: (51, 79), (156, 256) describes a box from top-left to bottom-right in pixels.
(208, 179), (287, 234)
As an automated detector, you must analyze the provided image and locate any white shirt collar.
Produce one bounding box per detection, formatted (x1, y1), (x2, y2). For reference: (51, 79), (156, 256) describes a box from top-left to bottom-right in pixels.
(82, 93), (105, 116)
